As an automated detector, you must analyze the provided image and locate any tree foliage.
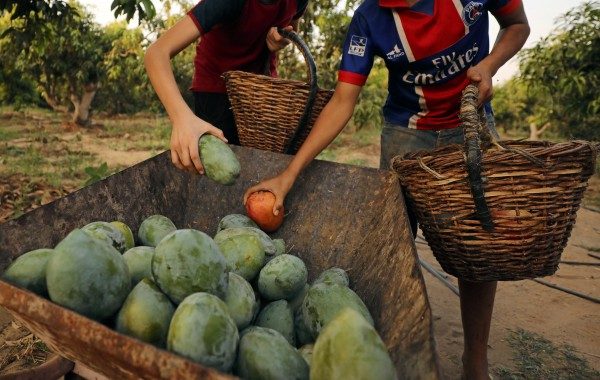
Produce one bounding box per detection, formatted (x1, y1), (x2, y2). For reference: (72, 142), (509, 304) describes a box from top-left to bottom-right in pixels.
(1, 0), (387, 130)
(280, 0), (387, 130)
(0, 5), (108, 124)
(494, 1), (600, 141)
(0, 0), (155, 25)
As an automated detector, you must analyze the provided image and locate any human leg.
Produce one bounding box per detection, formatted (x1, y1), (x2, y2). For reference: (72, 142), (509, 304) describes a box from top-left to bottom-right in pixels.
(459, 280), (497, 380)
(437, 122), (499, 380)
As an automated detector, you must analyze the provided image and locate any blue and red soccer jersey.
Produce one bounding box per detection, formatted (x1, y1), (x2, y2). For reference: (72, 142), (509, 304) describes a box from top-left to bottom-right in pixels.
(339, 0), (522, 130)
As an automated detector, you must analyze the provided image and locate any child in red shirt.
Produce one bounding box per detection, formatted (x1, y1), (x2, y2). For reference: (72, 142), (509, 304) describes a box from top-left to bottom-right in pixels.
(145, 0), (307, 174)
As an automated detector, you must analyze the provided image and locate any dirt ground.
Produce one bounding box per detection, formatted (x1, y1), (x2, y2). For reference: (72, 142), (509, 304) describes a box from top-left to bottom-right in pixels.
(421, 211), (600, 378)
(0, 114), (598, 378)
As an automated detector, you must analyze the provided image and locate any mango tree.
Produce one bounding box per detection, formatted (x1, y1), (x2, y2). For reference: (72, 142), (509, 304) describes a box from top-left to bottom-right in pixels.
(518, 1), (600, 140)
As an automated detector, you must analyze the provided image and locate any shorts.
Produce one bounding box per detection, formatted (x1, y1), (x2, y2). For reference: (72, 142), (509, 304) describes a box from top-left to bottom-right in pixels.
(380, 115), (499, 235)
(193, 92), (239, 145)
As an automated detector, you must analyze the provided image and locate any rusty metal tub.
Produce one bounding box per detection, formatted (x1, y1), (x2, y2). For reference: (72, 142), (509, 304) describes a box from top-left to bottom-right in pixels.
(0, 146), (439, 379)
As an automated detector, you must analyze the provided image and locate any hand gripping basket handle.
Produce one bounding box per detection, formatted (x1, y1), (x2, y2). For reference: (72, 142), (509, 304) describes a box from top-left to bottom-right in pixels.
(459, 84), (495, 232)
(277, 28), (319, 154)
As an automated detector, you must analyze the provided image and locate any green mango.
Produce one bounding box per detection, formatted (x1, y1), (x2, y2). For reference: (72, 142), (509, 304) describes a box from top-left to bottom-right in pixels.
(311, 308), (396, 380)
(122, 246), (155, 287)
(110, 221), (135, 251)
(137, 215), (176, 247)
(168, 292), (238, 373)
(152, 229), (228, 304)
(258, 254), (307, 301)
(199, 134), (240, 186)
(46, 229), (130, 321)
(217, 214), (258, 232)
(235, 326), (308, 380)
(224, 272), (259, 330)
(2, 248), (54, 296)
(271, 239), (286, 258)
(82, 221), (127, 253)
(298, 344), (314, 367)
(313, 267), (349, 287)
(214, 227), (277, 256)
(255, 300), (295, 346)
(217, 234), (265, 281)
(115, 278), (174, 347)
(300, 282), (373, 340)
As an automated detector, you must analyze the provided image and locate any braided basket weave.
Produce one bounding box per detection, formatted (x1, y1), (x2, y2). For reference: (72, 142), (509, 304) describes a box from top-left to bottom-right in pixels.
(224, 29), (333, 154)
(392, 85), (598, 282)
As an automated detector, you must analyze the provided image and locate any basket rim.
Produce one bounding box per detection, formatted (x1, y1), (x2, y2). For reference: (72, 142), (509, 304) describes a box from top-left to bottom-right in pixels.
(223, 70), (334, 93)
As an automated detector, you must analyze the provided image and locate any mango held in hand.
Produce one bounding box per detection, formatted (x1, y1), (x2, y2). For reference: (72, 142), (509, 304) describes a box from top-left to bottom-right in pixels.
(199, 134), (240, 185)
(115, 278), (175, 347)
(311, 308), (396, 380)
(246, 191), (284, 232)
(46, 229), (131, 321)
(168, 293), (239, 373)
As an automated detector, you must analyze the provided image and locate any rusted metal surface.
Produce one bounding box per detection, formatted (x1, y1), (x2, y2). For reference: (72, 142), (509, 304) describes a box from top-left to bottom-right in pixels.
(0, 146), (440, 379)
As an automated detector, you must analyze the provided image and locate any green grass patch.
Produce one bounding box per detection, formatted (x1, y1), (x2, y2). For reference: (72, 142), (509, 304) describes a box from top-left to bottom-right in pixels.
(347, 125), (381, 148)
(316, 148), (337, 162)
(0, 128), (20, 141)
(345, 158), (368, 166)
(495, 329), (599, 380)
(102, 117), (170, 151)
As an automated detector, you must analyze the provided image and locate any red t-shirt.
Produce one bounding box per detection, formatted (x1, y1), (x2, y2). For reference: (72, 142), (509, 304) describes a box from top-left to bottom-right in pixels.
(188, 0), (307, 93)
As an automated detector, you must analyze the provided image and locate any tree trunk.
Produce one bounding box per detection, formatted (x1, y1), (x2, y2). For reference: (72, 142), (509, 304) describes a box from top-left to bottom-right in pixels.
(529, 122), (550, 141)
(40, 86), (67, 113)
(70, 83), (98, 126)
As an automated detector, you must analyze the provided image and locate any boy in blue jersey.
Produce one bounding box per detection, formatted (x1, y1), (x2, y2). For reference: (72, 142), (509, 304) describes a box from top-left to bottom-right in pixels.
(246, 1), (530, 378)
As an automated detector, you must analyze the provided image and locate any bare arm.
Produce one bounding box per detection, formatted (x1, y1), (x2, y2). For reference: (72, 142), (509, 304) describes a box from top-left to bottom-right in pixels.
(285, 82), (362, 177)
(145, 17), (199, 121)
(467, 3), (530, 104)
(144, 16), (226, 174)
(244, 82), (362, 213)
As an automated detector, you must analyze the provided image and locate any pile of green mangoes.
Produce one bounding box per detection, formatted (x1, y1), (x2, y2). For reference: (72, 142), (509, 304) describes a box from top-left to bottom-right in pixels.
(2, 214), (396, 380)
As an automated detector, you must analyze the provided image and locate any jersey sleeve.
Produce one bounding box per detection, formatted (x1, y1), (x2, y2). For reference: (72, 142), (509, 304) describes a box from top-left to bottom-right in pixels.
(487, 0), (521, 17)
(338, 12), (375, 86)
(187, 0), (245, 34)
(293, 0), (308, 20)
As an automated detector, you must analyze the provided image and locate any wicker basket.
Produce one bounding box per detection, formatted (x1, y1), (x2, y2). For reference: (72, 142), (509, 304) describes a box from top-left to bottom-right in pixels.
(392, 85), (598, 282)
(223, 29), (333, 154)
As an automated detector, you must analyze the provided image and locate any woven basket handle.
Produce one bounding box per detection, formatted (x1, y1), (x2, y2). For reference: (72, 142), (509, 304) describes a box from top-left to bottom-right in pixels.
(277, 28), (319, 154)
(459, 84), (495, 232)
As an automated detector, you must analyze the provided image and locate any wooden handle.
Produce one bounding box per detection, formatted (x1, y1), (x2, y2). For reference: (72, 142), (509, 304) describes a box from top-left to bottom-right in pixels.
(459, 84), (494, 232)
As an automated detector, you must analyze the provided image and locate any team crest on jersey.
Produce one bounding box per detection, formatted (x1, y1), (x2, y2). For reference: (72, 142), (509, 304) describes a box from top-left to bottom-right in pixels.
(386, 44), (405, 60)
(463, 2), (484, 26)
(348, 35), (367, 57)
